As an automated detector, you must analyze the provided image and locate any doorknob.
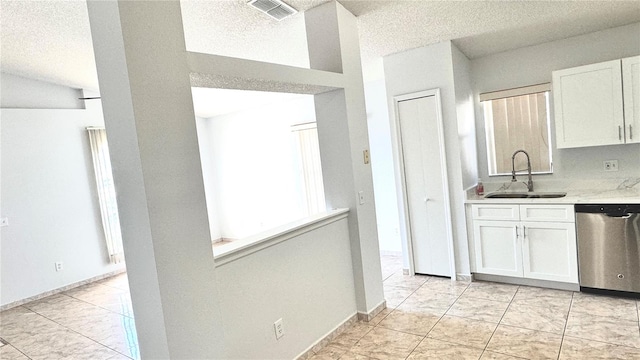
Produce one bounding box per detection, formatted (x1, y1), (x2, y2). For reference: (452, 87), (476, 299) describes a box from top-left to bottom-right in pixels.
(424, 197), (430, 202)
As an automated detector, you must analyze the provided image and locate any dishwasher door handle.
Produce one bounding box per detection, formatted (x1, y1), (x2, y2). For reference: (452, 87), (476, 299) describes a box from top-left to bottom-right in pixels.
(605, 212), (632, 218)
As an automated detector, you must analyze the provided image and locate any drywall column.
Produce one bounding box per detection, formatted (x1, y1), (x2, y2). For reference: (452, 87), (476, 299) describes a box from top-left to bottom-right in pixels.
(86, 1), (224, 358)
(305, 2), (385, 314)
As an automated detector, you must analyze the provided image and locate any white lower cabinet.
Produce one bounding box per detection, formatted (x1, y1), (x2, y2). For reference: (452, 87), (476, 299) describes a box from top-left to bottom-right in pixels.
(472, 204), (578, 284)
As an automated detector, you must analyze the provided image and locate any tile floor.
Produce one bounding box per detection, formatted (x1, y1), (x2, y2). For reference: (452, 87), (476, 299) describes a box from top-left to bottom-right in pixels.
(1, 254), (639, 359)
(311, 254), (640, 360)
(0, 273), (138, 360)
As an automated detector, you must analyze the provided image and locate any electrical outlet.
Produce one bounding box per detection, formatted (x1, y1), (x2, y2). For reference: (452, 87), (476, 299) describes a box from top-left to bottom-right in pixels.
(274, 318), (284, 340)
(0, 218), (8, 227)
(358, 191), (365, 205)
(55, 262), (63, 272)
(603, 160), (619, 172)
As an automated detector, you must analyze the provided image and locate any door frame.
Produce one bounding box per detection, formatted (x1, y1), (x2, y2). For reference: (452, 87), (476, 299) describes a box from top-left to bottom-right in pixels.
(390, 89), (457, 280)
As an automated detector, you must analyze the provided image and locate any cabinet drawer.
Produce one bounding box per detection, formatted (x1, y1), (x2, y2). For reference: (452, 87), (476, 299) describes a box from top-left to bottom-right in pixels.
(520, 205), (574, 223)
(472, 204), (520, 221)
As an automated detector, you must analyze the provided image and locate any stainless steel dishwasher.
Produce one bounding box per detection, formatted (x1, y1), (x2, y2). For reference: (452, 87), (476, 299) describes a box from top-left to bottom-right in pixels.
(575, 204), (640, 295)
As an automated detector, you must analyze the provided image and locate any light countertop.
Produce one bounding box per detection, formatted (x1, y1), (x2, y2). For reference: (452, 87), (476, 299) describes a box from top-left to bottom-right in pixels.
(466, 178), (640, 204)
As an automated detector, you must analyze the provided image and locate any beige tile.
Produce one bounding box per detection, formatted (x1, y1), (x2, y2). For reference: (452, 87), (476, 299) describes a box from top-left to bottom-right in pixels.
(350, 327), (422, 359)
(378, 309), (440, 336)
(328, 322), (374, 351)
(559, 336), (640, 359)
(501, 302), (567, 334)
(97, 328), (140, 359)
(486, 325), (562, 359)
(407, 338), (483, 360)
(383, 284), (416, 308)
(96, 273), (130, 292)
(23, 293), (108, 324)
(400, 287), (458, 316)
(367, 308), (392, 326)
(419, 277), (469, 296)
(427, 315), (497, 349)
(0, 308), (71, 347)
(565, 311), (640, 348)
(0, 345), (29, 360)
(384, 272), (430, 289)
(479, 351), (528, 359)
(511, 286), (573, 312)
(105, 354), (135, 360)
(65, 283), (133, 317)
(10, 328), (113, 360)
(462, 282), (518, 303)
(310, 344), (346, 360)
(339, 352), (377, 360)
(447, 296), (509, 323)
(570, 292), (638, 321)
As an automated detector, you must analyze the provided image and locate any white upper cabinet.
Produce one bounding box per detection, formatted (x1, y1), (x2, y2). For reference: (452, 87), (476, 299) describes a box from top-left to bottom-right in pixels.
(553, 59), (624, 148)
(622, 56), (640, 144)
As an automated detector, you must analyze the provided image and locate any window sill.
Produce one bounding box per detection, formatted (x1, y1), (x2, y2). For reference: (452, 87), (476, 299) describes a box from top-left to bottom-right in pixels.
(212, 208), (350, 266)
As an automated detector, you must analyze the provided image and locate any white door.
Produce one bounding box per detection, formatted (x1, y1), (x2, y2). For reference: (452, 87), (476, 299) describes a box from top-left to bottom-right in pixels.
(622, 56), (640, 144)
(552, 59), (624, 148)
(397, 95), (450, 276)
(521, 222), (578, 283)
(473, 220), (523, 278)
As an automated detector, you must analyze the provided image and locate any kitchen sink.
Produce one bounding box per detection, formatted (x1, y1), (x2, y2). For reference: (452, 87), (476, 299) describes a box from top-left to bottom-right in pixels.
(484, 192), (567, 199)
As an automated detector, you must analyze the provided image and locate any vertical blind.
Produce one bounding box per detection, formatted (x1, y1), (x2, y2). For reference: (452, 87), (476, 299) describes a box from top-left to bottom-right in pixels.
(483, 90), (552, 175)
(87, 128), (125, 264)
(292, 123), (326, 215)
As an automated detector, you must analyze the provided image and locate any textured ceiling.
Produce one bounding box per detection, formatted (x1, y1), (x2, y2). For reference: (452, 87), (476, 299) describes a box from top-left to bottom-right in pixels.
(1, 0), (640, 91)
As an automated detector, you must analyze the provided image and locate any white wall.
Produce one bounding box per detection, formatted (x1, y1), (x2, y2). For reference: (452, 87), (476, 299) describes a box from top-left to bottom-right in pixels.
(216, 217), (356, 359)
(1, 105), (124, 306)
(471, 22), (640, 183)
(383, 41), (472, 276)
(195, 116), (222, 240)
(199, 95), (316, 239)
(364, 79), (402, 253)
(1, 73), (84, 109)
(451, 46), (478, 190)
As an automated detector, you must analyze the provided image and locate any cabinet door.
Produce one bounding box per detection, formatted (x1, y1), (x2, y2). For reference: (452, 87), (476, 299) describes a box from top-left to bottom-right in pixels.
(473, 220), (522, 277)
(622, 56), (640, 144)
(521, 222), (578, 283)
(553, 60), (624, 148)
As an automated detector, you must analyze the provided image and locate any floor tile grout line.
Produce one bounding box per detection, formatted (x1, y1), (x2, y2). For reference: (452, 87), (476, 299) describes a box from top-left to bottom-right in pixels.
(403, 278), (471, 358)
(14, 304), (135, 360)
(478, 284), (520, 359)
(24, 289), (134, 320)
(556, 291), (575, 360)
(63, 291), (135, 320)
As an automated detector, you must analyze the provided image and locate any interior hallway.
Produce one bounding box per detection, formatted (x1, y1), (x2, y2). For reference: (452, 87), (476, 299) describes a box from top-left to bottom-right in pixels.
(1, 254), (639, 359)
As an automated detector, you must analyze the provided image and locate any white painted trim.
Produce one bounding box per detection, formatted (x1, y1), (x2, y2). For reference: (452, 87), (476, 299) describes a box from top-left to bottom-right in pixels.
(213, 209), (349, 266)
(391, 89), (457, 280)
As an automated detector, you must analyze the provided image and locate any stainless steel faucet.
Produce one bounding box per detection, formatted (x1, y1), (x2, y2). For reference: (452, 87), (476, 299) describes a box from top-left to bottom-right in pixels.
(511, 149), (534, 192)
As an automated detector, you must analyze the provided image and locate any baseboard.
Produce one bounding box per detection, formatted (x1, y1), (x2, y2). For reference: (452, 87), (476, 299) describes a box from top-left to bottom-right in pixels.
(357, 300), (387, 322)
(295, 299), (388, 359)
(456, 274), (472, 282)
(0, 268), (127, 311)
(295, 312), (358, 360)
(473, 273), (580, 291)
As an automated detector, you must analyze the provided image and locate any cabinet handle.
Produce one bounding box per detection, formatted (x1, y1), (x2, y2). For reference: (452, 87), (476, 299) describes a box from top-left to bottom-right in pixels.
(515, 226), (519, 238)
(619, 126), (622, 141)
(523, 225), (527, 238)
(630, 125), (633, 140)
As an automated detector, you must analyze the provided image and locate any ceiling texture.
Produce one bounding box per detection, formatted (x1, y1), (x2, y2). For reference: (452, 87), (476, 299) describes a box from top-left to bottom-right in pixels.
(2, 0), (640, 92)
